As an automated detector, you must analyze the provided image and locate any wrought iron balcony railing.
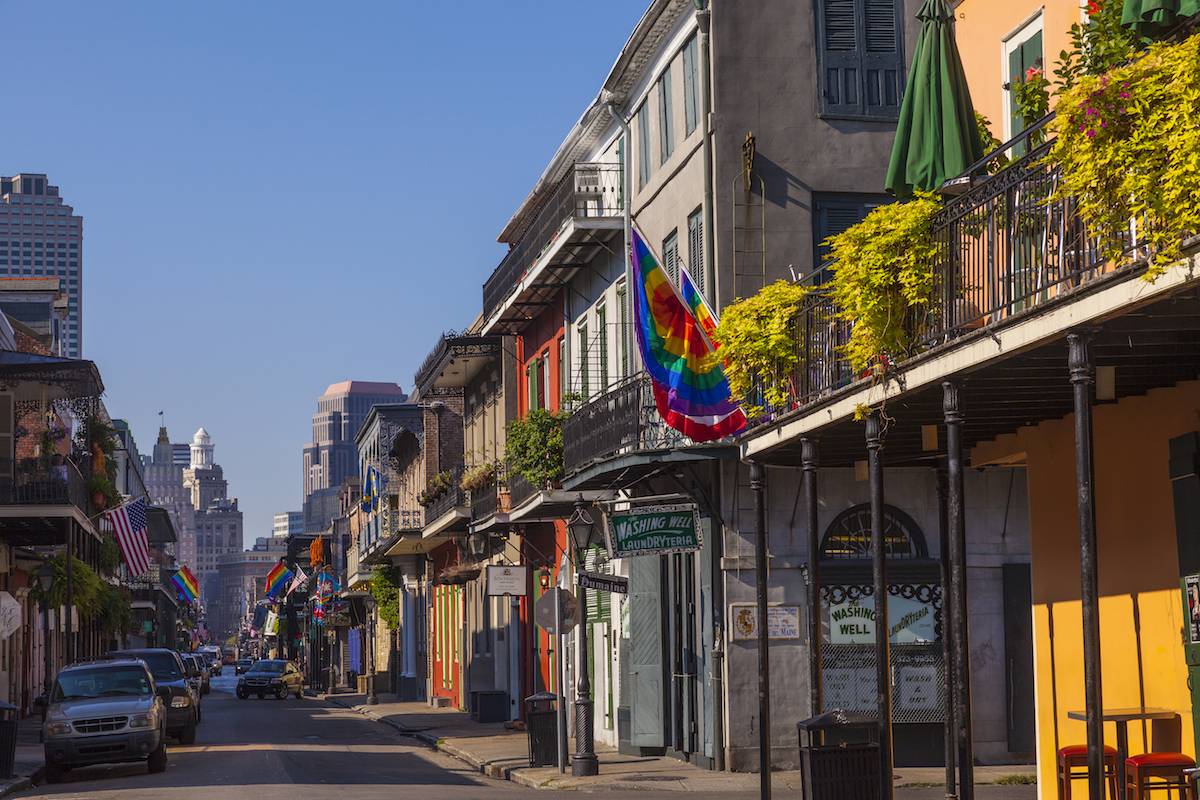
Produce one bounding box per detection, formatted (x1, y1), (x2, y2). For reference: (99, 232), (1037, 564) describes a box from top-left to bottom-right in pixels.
(0, 457), (89, 513)
(423, 465), (466, 524)
(470, 476), (499, 521)
(563, 374), (688, 474)
(507, 470), (537, 510)
(482, 162), (623, 319)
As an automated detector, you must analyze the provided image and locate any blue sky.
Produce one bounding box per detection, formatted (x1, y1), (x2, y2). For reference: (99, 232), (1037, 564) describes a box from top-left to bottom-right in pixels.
(2, 1), (647, 543)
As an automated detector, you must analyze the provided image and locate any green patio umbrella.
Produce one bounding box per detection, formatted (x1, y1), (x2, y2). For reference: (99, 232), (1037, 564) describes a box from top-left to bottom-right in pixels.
(1122, 0), (1200, 38)
(884, 0), (985, 200)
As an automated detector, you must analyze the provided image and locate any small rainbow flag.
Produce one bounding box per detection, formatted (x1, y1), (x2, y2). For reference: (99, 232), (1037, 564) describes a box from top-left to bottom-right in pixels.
(679, 266), (718, 343)
(265, 561), (294, 598)
(631, 228), (747, 442)
(172, 566), (199, 603)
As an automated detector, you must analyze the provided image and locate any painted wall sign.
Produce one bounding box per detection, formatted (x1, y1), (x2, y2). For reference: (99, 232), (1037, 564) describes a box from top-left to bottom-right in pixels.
(577, 571), (628, 595)
(1187, 574), (1200, 644)
(0, 592), (19, 639)
(604, 504), (702, 557)
(486, 565), (528, 597)
(828, 594), (937, 645)
(729, 604), (802, 641)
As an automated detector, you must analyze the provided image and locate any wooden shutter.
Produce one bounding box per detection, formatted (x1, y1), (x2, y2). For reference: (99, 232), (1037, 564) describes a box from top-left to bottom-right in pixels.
(583, 546), (611, 623)
(816, 0), (904, 119)
(814, 193), (889, 266)
(687, 209), (704, 296)
(629, 555), (665, 747)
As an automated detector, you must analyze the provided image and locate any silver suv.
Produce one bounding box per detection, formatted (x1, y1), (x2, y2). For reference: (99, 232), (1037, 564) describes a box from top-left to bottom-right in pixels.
(40, 659), (168, 783)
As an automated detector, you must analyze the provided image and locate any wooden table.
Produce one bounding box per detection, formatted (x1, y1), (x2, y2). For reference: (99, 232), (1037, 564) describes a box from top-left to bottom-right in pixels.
(1067, 707), (1179, 789)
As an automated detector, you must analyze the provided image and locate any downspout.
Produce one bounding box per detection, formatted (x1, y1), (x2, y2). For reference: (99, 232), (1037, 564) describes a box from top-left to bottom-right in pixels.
(606, 103), (633, 379)
(696, 1), (717, 309)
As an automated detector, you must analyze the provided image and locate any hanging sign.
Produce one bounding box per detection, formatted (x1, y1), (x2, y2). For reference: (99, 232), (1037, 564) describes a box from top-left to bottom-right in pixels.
(729, 604), (802, 641)
(827, 594), (937, 645)
(486, 565), (528, 597)
(0, 592), (19, 639)
(577, 571), (628, 595)
(604, 504), (702, 558)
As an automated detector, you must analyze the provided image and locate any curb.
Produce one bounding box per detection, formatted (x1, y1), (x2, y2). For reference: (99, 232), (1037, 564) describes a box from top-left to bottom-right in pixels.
(0, 766), (45, 799)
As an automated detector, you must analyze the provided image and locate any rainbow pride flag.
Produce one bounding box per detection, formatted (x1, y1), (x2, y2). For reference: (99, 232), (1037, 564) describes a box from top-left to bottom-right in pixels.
(172, 566), (199, 603)
(679, 266), (718, 343)
(630, 228), (746, 441)
(265, 561), (294, 598)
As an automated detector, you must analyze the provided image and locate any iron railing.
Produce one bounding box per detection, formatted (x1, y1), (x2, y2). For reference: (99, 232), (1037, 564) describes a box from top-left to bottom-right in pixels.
(482, 162), (623, 318)
(470, 476), (498, 521)
(424, 466), (466, 524)
(0, 458), (89, 512)
(508, 470), (537, 510)
(413, 332), (500, 396)
(563, 374), (688, 474)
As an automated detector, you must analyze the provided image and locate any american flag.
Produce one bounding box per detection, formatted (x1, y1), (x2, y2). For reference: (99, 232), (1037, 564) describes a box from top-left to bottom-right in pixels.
(104, 497), (152, 578)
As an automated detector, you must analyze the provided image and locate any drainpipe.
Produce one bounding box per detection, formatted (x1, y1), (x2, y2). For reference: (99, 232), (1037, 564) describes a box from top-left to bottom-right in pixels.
(606, 103), (633, 376)
(695, 1), (717, 308)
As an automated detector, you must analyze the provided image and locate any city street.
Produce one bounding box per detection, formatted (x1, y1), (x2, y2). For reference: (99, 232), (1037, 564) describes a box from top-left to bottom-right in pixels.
(11, 673), (1034, 800)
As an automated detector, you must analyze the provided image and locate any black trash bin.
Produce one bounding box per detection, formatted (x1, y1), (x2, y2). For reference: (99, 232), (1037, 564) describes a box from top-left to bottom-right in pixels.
(797, 710), (880, 800)
(0, 701), (17, 780)
(525, 692), (558, 768)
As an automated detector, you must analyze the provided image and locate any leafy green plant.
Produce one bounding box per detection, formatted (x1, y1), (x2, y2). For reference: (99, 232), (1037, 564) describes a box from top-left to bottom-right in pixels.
(974, 112), (1007, 173)
(1053, 0), (1141, 92)
(369, 565), (402, 629)
(98, 534), (122, 574)
(825, 192), (943, 371)
(96, 583), (132, 635)
(1012, 65), (1050, 140)
(459, 461), (496, 493)
(715, 280), (809, 417)
(506, 409), (564, 489)
(1049, 34), (1200, 282)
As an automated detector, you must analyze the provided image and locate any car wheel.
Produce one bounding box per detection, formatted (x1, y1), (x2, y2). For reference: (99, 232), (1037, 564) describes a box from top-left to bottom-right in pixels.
(295, 685), (303, 699)
(178, 720), (197, 745)
(148, 739), (168, 773)
(236, 689), (247, 699)
(276, 684), (287, 700)
(44, 761), (64, 784)
(257, 693), (265, 699)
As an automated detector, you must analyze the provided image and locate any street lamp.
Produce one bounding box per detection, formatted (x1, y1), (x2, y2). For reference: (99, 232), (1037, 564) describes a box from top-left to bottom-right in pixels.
(366, 596), (379, 705)
(565, 499), (598, 777)
(38, 562), (54, 704)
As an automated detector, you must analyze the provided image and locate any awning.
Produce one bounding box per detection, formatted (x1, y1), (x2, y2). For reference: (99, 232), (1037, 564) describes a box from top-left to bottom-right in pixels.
(1122, 0), (1200, 37)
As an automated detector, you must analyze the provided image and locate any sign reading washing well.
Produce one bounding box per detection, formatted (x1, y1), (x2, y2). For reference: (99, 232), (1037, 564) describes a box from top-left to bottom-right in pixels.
(604, 504), (702, 558)
(827, 594), (937, 645)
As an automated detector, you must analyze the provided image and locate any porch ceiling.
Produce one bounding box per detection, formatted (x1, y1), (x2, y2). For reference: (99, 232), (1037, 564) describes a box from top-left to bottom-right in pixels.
(563, 445), (735, 491)
(754, 289), (1200, 469)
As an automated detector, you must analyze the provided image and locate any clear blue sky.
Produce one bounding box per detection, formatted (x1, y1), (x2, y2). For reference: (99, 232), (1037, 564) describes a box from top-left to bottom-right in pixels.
(2, 0), (647, 544)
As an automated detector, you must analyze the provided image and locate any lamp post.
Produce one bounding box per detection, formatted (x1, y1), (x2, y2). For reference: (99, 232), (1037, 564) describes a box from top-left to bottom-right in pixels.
(366, 596), (379, 705)
(38, 562), (54, 704)
(566, 499), (598, 777)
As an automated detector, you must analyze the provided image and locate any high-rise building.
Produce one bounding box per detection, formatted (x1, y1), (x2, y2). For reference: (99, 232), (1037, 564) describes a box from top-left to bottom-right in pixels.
(273, 511), (304, 539)
(171, 443), (190, 466)
(183, 427), (243, 577)
(0, 174), (83, 357)
(302, 380), (406, 530)
(143, 426), (197, 570)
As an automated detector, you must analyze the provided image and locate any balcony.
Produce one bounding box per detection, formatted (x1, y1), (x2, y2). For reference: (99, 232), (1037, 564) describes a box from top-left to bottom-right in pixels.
(413, 332), (501, 397)
(422, 466), (469, 540)
(563, 375), (688, 476)
(470, 475), (499, 522)
(481, 162), (623, 334)
(0, 458), (89, 513)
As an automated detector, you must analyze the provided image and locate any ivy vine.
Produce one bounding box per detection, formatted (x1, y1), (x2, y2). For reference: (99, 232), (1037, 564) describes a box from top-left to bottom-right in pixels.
(506, 409), (564, 489)
(715, 280), (809, 418)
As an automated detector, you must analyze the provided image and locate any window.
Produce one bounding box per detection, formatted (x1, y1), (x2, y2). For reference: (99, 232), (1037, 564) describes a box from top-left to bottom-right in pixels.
(635, 103), (651, 189)
(813, 192), (889, 267)
(577, 321), (590, 397)
(558, 336), (567, 403)
(682, 35), (700, 136)
(815, 0), (904, 119)
(662, 230), (679, 286)
(616, 280), (630, 378)
(597, 303), (609, 389)
(658, 68), (674, 163)
(687, 207), (704, 297)
(526, 361), (540, 413)
(1004, 14), (1044, 153)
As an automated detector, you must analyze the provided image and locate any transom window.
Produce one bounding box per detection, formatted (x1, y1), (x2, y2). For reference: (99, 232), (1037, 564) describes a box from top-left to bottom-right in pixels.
(819, 503), (927, 560)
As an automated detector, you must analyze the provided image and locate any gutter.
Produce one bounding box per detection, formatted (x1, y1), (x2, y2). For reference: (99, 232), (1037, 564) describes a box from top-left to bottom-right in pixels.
(607, 103), (634, 381)
(696, 2), (717, 310)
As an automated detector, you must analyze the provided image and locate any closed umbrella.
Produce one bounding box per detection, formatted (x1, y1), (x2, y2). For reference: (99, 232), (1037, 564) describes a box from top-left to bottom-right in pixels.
(1122, 0), (1200, 38)
(885, 0), (984, 199)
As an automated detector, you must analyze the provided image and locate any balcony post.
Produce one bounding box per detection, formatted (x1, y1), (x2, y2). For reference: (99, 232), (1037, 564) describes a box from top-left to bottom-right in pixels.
(801, 438), (821, 716)
(1068, 332), (1105, 800)
(749, 460), (772, 800)
(936, 464), (957, 800)
(943, 380), (973, 799)
(865, 411), (893, 800)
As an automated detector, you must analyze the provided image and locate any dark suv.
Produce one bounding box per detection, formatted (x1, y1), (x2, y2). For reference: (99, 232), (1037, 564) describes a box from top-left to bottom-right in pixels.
(106, 649), (198, 744)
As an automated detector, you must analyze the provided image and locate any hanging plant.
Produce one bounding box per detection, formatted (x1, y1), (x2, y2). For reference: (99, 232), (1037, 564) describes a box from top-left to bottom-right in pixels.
(1050, 33), (1200, 282)
(369, 565), (402, 629)
(96, 583), (132, 635)
(506, 409), (564, 489)
(459, 462), (496, 493)
(98, 534), (123, 574)
(825, 192), (943, 371)
(715, 280), (810, 418)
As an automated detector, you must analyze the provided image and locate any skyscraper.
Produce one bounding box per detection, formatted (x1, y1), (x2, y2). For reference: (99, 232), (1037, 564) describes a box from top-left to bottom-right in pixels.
(0, 174), (83, 357)
(302, 380), (406, 531)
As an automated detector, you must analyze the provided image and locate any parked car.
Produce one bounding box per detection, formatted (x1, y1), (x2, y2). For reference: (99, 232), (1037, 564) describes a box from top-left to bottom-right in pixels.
(235, 658), (254, 675)
(105, 648), (198, 743)
(197, 645), (222, 676)
(183, 654), (210, 695)
(38, 658), (168, 783)
(236, 659), (302, 700)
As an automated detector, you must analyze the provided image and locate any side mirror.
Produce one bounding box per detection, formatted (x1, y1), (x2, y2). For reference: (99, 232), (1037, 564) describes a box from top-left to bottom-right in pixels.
(156, 686), (172, 705)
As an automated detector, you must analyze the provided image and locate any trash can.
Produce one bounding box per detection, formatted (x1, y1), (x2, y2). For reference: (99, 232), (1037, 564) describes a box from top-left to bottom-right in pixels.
(525, 692), (558, 767)
(0, 701), (17, 780)
(797, 710), (880, 800)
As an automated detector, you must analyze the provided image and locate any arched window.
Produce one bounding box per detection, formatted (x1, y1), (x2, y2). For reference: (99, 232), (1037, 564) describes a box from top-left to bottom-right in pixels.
(819, 503), (928, 560)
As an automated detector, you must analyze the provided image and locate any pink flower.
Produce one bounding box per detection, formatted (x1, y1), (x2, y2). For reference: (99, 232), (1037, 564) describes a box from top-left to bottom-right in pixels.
(1025, 66), (1043, 82)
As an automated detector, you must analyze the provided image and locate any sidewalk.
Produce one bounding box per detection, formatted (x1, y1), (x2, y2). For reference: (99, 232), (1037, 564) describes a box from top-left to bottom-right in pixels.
(325, 693), (1037, 794)
(1, 717), (45, 799)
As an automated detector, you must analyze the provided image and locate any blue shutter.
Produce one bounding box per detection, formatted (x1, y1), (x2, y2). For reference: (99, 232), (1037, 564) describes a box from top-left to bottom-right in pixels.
(816, 0), (904, 120)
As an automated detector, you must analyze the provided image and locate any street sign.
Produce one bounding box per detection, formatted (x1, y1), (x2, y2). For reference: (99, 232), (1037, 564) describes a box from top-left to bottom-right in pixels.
(486, 564), (528, 596)
(0, 592), (19, 639)
(534, 587), (577, 634)
(577, 571), (628, 595)
(604, 504), (702, 558)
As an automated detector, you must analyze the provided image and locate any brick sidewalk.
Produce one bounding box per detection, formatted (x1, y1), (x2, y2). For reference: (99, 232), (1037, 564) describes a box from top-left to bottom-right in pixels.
(1, 718), (46, 799)
(324, 693), (1036, 794)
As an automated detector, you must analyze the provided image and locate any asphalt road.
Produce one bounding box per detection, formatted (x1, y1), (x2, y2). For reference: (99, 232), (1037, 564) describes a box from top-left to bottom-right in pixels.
(15, 671), (1036, 800)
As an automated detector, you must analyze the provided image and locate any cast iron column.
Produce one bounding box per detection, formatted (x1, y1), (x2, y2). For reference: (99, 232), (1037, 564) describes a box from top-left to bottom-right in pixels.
(573, 580), (599, 776)
(943, 381), (974, 799)
(936, 466), (958, 800)
(801, 439), (822, 716)
(42, 601), (52, 702)
(65, 524), (74, 664)
(749, 461), (772, 800)
(367, 600), (379, 705)
(1068, 332), (1105, 800)
(866, 412), (894, 800)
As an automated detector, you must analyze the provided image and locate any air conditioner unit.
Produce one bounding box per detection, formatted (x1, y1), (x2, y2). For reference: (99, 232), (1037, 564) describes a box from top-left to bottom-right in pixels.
(574, 165), (603, 196)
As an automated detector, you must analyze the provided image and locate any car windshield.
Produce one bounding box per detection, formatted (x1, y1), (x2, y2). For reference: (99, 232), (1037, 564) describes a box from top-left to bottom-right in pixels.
(53, 666), (151, 701)
(249, 661), (286, 674)
(114, 652), (181, 681)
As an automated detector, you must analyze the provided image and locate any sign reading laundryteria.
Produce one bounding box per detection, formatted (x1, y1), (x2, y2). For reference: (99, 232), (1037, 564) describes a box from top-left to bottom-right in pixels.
(604, 504), (702, 557)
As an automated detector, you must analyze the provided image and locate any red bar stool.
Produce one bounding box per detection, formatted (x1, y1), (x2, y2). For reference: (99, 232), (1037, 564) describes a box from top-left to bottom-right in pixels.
(1057, 744), (1119, 800)
(1125, 752), (1197, 799)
